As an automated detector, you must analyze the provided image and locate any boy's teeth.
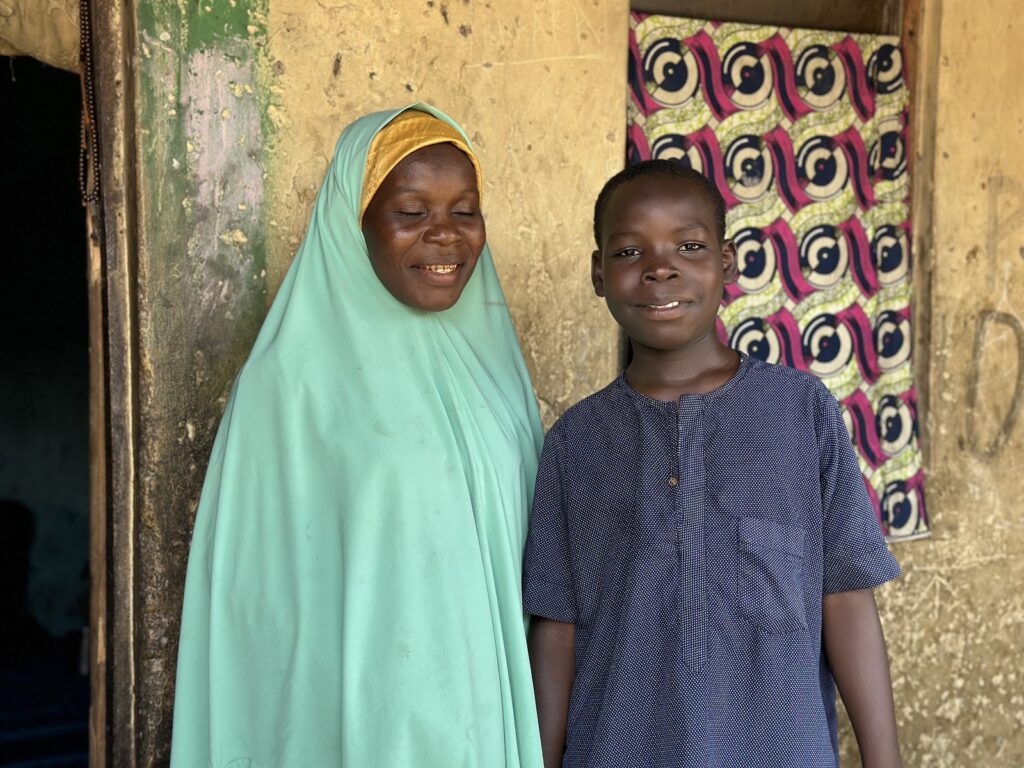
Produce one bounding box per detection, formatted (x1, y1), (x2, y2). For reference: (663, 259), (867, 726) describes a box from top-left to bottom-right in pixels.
(650, 301), (680, 309)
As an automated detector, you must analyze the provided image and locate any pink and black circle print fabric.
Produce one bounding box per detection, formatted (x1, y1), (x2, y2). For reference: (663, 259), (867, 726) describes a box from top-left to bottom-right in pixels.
(627, 14), (928, 540)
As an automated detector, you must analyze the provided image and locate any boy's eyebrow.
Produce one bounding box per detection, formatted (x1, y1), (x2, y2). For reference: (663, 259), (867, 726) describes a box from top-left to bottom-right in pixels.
(606, 223), (713, 240)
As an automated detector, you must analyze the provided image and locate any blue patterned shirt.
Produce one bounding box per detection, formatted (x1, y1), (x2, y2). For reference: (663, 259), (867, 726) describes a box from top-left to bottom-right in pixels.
(522, 354), (900, 768)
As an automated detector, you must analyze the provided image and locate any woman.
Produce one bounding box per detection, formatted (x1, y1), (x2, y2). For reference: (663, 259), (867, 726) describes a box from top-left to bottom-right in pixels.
(171, 104), (544, 767)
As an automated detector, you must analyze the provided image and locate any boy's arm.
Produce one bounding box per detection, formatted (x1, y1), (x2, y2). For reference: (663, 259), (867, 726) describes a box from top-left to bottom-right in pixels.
(527, 617), (575, 768)
(822, 588), (902, 768)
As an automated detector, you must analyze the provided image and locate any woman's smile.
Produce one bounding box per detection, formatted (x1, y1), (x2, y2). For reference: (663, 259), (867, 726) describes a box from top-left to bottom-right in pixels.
(413, 262), (463, 284)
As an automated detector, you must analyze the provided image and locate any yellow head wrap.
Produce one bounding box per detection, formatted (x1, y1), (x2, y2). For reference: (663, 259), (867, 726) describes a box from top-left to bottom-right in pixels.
(359, 109), (484, 222)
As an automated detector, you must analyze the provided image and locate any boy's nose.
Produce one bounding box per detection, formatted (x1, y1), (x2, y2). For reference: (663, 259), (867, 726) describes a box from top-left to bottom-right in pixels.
(643, 254), (680, 282)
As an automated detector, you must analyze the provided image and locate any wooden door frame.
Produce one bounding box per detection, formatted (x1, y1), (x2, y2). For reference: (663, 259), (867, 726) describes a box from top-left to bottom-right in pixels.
(88, 0), (142, 764)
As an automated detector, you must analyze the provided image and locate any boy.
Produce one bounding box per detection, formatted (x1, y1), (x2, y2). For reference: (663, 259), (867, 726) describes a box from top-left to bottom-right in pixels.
(523, 161), (903, 768)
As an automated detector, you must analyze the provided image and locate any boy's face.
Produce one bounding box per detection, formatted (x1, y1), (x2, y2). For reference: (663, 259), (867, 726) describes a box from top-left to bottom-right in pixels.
(592, 175), (737, 355)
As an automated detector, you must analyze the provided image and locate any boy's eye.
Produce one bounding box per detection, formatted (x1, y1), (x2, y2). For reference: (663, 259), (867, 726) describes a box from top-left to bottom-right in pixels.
(680, 242), (704, 252)
(613, 247), (641, 258)
(452, 210), (478, 218)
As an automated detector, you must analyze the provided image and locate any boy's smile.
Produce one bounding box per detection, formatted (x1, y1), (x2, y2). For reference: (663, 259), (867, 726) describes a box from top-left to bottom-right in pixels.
(592, 174), (737, 356)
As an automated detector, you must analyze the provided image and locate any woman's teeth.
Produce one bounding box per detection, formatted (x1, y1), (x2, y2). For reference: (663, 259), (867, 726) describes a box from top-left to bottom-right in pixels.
(419, 264), (458, 274)
(647, 301), (680, 309)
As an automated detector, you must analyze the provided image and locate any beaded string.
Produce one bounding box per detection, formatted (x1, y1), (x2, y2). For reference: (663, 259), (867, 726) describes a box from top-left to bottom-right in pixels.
(78, 0), (100, 205)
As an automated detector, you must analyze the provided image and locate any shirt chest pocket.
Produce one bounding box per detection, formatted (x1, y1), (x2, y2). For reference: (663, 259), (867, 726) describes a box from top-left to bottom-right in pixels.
(737, 517), (808, 635)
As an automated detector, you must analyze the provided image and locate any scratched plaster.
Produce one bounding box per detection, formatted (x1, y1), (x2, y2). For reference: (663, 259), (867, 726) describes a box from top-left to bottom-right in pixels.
(181, 48), (266, 341)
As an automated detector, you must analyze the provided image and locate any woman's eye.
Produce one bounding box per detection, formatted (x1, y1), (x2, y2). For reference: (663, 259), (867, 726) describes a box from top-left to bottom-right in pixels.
(680, 242), (704, 252)
(396, 210), (425, 218)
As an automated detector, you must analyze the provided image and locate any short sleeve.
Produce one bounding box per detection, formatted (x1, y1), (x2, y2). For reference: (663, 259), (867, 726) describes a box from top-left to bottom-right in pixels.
(522, 427), (577, 623)
(816, 385), (901, 595)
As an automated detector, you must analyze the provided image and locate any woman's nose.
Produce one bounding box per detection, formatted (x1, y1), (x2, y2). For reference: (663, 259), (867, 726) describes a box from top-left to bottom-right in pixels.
(424, 215), (462, 244)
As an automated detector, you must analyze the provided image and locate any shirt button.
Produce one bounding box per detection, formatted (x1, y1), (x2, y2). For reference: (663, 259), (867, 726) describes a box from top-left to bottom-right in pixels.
(668, 476), (679, 487)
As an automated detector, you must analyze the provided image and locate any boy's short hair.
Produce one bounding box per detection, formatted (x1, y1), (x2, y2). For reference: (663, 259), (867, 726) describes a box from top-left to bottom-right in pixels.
(593, 160), (728, 247)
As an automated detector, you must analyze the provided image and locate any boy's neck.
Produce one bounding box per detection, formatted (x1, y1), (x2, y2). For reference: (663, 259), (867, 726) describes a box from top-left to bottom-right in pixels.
(624, 336), (740, 402)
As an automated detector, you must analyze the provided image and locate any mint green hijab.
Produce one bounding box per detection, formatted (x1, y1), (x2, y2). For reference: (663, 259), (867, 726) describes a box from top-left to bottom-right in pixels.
(171, 104), (544, 768)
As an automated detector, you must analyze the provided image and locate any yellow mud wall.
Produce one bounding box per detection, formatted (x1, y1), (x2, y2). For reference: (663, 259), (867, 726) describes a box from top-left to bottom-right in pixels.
(862, 0), (1024, 765)
(264, 0), (628, 422)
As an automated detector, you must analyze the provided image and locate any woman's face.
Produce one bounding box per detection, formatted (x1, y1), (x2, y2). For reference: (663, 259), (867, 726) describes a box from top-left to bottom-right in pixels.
(361, 143), (485, 312)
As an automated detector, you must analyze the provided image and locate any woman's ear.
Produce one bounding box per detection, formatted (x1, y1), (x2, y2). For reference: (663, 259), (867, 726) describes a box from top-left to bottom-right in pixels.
(591, 250), (605, 297)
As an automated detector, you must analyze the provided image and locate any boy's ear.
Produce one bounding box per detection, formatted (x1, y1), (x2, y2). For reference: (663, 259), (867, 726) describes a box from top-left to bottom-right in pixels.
(591, 249), (605, 297)
(721, 239), (739, 285)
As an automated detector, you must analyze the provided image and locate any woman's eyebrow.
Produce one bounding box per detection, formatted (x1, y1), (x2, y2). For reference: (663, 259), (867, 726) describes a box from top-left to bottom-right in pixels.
(389, 186), (479, 195)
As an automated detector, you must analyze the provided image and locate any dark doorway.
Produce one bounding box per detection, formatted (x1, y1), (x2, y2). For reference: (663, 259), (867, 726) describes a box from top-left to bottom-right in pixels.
(0, 55), (90, 767)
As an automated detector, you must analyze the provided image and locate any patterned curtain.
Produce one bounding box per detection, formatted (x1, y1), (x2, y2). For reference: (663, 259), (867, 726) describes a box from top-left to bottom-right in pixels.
(627, 13), (928, 541)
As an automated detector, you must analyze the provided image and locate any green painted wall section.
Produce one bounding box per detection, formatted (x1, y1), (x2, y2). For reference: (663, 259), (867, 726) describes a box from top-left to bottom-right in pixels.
(133, 1), (274, 761)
